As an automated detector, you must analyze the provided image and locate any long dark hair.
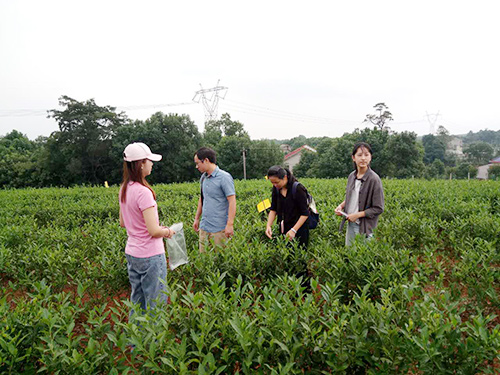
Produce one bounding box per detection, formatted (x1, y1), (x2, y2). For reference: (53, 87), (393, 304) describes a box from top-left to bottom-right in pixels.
(267, 165), (297, 187)
(120, 160), (156, 203)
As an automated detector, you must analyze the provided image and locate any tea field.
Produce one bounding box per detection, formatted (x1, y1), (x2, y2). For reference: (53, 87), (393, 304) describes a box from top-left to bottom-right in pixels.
(1, 179), (499, 374)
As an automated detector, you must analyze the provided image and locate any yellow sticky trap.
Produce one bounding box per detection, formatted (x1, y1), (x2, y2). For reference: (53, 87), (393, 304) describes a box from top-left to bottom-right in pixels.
(257, 199), (271, 213)
(104, 181), (109, 188)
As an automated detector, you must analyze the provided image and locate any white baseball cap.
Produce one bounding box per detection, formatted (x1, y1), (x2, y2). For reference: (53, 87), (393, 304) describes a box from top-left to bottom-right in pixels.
(123, 142), (162, 162)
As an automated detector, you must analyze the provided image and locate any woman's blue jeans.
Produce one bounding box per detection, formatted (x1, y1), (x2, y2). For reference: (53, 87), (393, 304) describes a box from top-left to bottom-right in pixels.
(125, 253), (168, 315)
(345, 222), (374, 247)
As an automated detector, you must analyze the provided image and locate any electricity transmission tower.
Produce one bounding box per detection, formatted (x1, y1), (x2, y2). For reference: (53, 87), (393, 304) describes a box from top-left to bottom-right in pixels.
(425, 111), (440, 134)
(192, 80), (228, 123)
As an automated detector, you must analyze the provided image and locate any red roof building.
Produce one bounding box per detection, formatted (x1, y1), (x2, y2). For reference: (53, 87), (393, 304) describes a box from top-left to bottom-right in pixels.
(284, 145), (317, 173)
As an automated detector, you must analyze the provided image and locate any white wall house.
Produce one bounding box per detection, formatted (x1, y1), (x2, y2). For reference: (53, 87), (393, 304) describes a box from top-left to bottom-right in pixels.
(284, 145), (317, 173)
(477, 156), (500, 179)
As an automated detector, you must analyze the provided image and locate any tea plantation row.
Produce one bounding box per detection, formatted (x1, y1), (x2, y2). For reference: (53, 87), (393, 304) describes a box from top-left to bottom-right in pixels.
(0, 179), (499, 374)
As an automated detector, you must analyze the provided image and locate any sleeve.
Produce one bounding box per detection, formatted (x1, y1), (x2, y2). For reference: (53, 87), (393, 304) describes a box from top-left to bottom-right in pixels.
(221, 173), (236, 197)
(364, 177), (384, 218)
(270, 187), (277, 211)
(295, 184), (310, 216)
(137, 187), (157, 212)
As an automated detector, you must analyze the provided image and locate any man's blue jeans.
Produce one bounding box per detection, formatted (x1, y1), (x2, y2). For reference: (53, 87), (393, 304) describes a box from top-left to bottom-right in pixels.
(125, 253), (168, 314)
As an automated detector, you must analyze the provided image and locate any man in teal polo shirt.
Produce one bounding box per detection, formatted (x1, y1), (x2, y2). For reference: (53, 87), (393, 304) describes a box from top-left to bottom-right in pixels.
(193, 147), (236, 252)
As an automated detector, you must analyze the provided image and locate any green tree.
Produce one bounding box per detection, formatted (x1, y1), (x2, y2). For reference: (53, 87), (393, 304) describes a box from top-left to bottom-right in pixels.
(246, 140), (283, 179)
(463, 142), (494, 165)
(112, 112), (202, 184)
(384, 131), (424, 178)
(285, 135), (308, 152)
(217, 113), (248, 138)
(0, 130), (42, 188)
(424, 159), (445, 179)
(216, 135), (252, 179)
(47, 96), (129, 185)
(422, 134), (446, 164)
(463, 129), (500, 147)
(455, 162), (478, 179)
(488, 164), (500, 180)
(202, 120), (223, 148)
(364, 102), (394, 130)
(293, 150), (318, 178)
(436, 125), (451, 146)
(205, 113), (281, 180)
(315, 135), (357, 178)
(299, 128), (390, 178)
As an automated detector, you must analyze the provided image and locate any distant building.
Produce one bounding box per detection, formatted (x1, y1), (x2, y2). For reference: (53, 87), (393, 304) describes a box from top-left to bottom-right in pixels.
(477, 165), (490, 179)
(446, 137), (464, 157)
(280, 144), (291, 153)
(491, 156), (500, 164)
(477, 156), (500, 179)
(284, 145), (317, 173)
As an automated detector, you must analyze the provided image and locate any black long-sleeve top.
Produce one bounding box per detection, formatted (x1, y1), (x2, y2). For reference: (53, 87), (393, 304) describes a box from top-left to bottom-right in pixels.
(270, 180), (309, 234)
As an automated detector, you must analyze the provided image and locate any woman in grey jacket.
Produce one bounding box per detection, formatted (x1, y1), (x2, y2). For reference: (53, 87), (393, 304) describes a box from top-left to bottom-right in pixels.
(335, 142), (384, 246)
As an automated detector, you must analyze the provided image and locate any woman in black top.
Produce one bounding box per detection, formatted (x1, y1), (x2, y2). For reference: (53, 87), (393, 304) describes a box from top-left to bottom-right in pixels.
(265, 166), (310, 248)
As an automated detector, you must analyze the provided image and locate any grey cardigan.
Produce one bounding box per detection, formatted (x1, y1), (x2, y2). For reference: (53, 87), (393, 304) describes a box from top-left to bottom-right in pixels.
(339, 168), (384, 235)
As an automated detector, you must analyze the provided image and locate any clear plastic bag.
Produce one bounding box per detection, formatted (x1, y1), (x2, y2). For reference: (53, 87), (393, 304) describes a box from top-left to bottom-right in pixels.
(166, 222), (189, 270)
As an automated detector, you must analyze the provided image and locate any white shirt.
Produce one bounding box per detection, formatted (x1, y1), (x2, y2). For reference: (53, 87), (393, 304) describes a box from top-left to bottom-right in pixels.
(345, 179), (362, 224)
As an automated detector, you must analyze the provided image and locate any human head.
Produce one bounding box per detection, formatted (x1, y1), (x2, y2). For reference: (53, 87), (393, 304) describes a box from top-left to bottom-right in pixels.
(194, 147), (217, 173)
(351, 142), (373, 171)
(121, 142), (160, 202)
(267, 165), (289, 190)
(123, 142), (162, 162)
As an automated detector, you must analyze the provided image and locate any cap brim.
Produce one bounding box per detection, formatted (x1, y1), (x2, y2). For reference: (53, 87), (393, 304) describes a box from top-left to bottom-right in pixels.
(149, 153), (162, 161)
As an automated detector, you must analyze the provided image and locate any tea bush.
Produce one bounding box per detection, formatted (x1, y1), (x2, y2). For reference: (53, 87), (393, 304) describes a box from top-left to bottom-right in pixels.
(1, 179), (499, 373)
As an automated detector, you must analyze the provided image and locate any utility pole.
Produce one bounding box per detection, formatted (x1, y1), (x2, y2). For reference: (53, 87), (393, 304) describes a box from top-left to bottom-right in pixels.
(192, 80), (228, 123)
(242, 148), (247, 180)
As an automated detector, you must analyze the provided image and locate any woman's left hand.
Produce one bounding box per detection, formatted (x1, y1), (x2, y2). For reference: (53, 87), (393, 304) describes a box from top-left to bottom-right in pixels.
(285, 229), (296, 241)
(347, 212), (363, 223)
(163, 226), (175, 238)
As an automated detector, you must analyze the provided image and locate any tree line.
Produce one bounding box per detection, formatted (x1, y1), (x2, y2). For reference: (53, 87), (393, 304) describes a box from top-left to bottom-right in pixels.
(0, 96), (282, 188)
(287, 127), (499, 180)
(1, 96), (499, 188)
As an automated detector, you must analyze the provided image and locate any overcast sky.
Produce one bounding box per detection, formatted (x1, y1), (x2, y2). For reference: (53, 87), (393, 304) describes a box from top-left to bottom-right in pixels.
(1, 0), (499, 141)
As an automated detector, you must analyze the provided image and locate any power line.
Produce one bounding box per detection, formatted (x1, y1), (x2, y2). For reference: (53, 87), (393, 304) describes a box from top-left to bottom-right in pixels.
(220, 102), (362, 127)
(222, 99), (361, 124)
(0, 102), (196, 118)
(0, 109), (48, 118)
(221, 99), (429, 129)
(117, 102), (194, 111)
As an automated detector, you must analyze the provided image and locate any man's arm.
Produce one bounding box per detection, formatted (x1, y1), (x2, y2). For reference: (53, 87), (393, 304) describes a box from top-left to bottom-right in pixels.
(193, 197), (203, 232)
(225, 195), (236, 237)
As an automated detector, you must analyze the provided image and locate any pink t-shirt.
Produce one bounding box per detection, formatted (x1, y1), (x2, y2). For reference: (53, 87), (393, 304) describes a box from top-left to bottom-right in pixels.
(119, 182), (165, 258)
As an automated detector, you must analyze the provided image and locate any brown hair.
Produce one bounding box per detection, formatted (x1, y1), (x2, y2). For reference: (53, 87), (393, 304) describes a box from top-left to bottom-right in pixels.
(120, 159), (156, 203)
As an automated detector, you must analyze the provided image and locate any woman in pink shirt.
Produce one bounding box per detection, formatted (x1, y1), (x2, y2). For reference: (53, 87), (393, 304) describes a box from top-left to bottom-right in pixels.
(119, 142), (174, 314)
